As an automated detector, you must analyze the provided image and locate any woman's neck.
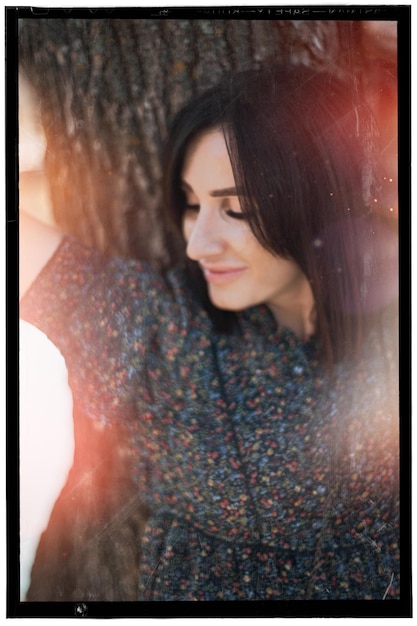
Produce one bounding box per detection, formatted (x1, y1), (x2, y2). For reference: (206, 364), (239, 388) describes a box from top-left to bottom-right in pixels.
(268, 280), (316, 341)
(271, 305), (316, 341)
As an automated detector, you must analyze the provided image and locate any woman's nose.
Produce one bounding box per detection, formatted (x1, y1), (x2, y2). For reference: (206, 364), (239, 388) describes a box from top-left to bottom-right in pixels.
(185, 208), (225, 261)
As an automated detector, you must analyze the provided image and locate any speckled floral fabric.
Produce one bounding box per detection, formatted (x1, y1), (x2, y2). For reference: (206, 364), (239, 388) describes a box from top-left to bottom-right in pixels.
(20, 237), (400, 601)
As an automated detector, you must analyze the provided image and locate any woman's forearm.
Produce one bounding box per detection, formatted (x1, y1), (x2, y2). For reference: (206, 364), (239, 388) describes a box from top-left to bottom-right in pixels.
(19, 212), (63, 300)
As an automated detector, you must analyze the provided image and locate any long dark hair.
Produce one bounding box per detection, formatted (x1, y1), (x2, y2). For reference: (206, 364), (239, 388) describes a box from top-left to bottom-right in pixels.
(162, 65), (397, 368)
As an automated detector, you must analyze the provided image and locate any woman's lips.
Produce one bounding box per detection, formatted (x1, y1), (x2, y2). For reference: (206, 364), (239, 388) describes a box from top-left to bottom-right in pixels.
(200, 265), (247, 284)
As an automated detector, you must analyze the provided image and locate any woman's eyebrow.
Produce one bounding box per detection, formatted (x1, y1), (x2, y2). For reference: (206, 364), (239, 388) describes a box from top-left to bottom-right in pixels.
(181, 181), (242, 197)
(210, 187), (240, 197)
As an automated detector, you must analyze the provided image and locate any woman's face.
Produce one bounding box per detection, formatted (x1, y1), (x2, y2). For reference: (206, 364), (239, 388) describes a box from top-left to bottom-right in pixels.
(181, 129), (314, 330)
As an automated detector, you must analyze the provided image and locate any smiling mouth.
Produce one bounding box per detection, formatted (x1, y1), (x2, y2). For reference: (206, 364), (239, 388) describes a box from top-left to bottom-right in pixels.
(201, 266), (247, 284)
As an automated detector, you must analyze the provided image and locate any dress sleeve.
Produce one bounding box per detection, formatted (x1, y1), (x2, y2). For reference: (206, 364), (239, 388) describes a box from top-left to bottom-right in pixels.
(20, 236), (165, 426)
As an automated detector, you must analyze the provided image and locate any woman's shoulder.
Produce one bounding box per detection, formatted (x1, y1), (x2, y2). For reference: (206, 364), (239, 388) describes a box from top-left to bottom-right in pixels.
(22, 236), (169, 304)
(20, 234), (208, 336)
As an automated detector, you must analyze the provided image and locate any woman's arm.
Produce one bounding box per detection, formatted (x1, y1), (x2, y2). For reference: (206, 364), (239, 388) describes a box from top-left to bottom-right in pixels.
(20, 320), (74, 600)
(19, 212), (63, 299)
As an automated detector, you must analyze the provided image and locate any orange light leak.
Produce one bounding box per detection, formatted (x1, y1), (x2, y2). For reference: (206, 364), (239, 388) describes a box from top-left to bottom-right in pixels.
(364, 21), (398, 218)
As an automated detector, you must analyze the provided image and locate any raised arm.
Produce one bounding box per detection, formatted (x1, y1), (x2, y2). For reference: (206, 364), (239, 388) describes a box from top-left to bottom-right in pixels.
(19, 212), (63, 300)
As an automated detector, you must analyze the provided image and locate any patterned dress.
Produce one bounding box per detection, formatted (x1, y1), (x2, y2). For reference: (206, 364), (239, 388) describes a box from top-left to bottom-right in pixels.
(20, 237), (400, 601)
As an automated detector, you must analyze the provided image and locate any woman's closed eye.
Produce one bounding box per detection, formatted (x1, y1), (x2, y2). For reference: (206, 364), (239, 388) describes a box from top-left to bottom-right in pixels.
(224, 208), (246, 220)
(185, 202), (246, 220)
(220, 198), (246, 220)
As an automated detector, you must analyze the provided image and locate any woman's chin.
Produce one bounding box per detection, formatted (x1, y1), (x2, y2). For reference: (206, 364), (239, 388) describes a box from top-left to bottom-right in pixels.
(208, 290), (247, 313)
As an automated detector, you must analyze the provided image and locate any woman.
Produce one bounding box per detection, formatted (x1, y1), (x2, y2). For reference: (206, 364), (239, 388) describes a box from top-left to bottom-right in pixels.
(20, 66), (399, 601)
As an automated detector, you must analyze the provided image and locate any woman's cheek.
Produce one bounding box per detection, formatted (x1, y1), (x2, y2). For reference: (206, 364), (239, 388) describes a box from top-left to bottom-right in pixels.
(232, 226), (260, 255)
